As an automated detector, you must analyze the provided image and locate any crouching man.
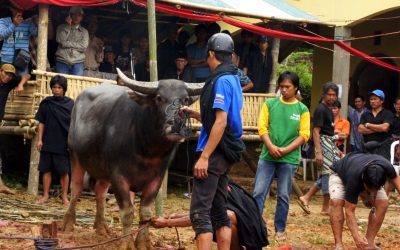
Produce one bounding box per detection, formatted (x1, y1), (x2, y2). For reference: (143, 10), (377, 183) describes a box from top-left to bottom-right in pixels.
(329, 152), (400, 250)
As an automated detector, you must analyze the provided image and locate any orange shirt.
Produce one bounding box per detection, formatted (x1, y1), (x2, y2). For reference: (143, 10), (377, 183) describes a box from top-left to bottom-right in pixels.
(334, 116), (350, 146)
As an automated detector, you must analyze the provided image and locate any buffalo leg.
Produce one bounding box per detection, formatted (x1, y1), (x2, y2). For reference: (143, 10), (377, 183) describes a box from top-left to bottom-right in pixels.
(62, 159), (85, 232)
(93, 179), (111, 236)
(112, 177), (135, 250)
(136, 178), (162, 250)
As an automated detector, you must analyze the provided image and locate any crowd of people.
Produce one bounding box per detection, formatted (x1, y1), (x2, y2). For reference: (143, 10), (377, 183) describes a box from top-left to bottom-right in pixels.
(1, 2), (400, 250)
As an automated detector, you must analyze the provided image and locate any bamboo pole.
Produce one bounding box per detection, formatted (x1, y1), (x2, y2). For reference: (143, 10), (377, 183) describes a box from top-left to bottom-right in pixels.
(268, 37), (281, 93)
(146, 0), (164, 217)
(37, 4), (48, 71)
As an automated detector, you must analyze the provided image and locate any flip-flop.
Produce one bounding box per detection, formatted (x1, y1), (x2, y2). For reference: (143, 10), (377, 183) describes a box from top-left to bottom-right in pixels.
(297, 199), (311, 214)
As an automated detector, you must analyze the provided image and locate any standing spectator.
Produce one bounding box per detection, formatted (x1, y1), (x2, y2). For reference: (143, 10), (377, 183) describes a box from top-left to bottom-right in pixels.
(115, 31), (133, 74)
(180, 33), (244, 249)
(99, 46), (116, 74)
(84, 16), (104, 73)
(55, 6), (89, 76)
(36, 75), (74, 205)
(0, 3), (37, 75)
(299, 83), (340, 216)
(253, 71), (310, 241)
(358, 89), (393, 160)
(235, 30), (257, 69)
(391, 97), (400, 136)
(349, 95), (367, 152)
(133, 35), (149, 65)
(186, 24), (210, 82)
(332, 100), (350, 154)
(162, 50), (194, 82)
(158, 25), (179, 77)
(243, 35), (272, 93)
(329, 152), (400, 250)
(177, 30), (190, 51)
(135, 57), (150, 81)
(0, 64), (29, 194)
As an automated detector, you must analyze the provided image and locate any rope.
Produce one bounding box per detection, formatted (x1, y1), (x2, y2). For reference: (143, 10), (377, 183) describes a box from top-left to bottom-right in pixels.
(0, 222), (150, 250)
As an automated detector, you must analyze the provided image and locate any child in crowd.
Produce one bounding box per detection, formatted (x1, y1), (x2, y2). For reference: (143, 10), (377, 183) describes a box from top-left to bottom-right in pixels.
(36, 75), (74, 205)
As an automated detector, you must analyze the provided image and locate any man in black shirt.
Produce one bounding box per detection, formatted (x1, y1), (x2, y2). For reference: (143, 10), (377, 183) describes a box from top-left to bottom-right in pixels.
(329, 152), (400, 250)
(391, 97), (400, 136)
(0, 64), (29, 194)
(359, 89), (393, 159)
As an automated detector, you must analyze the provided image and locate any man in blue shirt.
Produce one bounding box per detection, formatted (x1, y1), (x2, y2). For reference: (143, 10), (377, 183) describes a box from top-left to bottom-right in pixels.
(0, 4), (37, 75)
(181, 33), (245, 249)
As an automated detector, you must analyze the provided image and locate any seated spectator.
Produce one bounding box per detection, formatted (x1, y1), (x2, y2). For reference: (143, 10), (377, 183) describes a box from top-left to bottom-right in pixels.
(115, 31), (133, 74)
(391, 97), (400, 136)
(0, 3), (38, 75)
(232, 52), (253, 92)
(132, 35), (149, 65)
(332, 100), (350, 154)
(186, 24), (210, 82)
(152, 180), (269, 249)
(162, 50), (194, 82)
(55, 6), (89, 76)
(99, 46), (116, 74)
(0, 64), (29, 194)
(36, 75), (74, 205)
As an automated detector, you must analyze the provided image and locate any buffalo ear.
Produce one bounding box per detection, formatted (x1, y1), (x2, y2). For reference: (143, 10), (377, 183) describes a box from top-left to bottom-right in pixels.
(126, 89), (154, 105)
(188, 96), (199, 105)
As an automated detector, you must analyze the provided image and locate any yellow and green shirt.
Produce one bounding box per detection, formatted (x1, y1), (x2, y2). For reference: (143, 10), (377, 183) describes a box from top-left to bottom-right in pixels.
(258, 97), (310, 165)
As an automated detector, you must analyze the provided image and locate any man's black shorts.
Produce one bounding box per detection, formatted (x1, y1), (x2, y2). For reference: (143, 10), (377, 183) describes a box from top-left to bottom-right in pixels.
(38, 152), (70, 176)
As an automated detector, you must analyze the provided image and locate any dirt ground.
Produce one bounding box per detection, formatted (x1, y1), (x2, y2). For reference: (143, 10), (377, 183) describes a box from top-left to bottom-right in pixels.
(1, 176), (400, 250)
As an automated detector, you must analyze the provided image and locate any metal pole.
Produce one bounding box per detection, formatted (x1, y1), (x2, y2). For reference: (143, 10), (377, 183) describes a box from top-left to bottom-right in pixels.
(146, 0), (164, 217)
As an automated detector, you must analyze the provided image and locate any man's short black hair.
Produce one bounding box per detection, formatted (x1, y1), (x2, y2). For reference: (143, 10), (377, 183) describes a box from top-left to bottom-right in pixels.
(362, 164), (387, 189)
(49, 75), (68, 93)
(195, 24), (208, 35)
(213, 51), (232, 64)
(332, 100), (341, 108)
(355, 95), (365, 102)
(322, 82), (339, 96)
(277, 71), (299, 90)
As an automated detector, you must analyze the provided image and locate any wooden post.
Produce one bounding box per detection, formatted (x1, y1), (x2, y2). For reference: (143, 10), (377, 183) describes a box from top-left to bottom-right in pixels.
(27, 135), (39, 196)
(269, 37), (281, 93)
(332, 26), (351, 118)
(146, 0), (164, 217)
(27, 4), (48, 196)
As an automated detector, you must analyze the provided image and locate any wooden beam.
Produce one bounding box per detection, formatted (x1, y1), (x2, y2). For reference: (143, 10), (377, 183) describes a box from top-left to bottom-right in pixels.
(27, 135), (40, 196)
(37, 4), (49, 71)
(269, 37), (281, 93)
(332, 27), (351, 118)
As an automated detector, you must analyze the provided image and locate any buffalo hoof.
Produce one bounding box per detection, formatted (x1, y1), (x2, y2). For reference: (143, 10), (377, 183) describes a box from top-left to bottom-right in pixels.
(94, 221), (110, 236)
(119, 237), (136, 250)
(61, 212), (75, 232)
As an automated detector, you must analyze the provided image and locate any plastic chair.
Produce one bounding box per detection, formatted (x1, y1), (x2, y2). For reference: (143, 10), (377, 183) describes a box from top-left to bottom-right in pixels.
(300, 142), (316, 181)
(390, 140), (400, 176)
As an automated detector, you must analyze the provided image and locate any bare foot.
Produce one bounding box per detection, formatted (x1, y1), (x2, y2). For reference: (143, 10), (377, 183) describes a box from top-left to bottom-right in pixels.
(0, 186), (15, 195)
(62, 198), (70, 206)
(299, 196), (309, 206)
(36, 196), (49, 204)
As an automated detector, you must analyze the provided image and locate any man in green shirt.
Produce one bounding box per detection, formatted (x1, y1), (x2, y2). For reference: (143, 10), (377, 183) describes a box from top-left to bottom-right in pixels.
(253, 71), (310, 241)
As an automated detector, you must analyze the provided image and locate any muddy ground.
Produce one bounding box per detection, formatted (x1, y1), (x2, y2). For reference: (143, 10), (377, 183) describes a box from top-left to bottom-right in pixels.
(1, 173), (400, 250)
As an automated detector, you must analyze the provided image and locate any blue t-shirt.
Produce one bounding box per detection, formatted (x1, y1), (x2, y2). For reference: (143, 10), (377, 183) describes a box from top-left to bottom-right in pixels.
(196, 74), (243, 152)
(186, 43), (210, 80)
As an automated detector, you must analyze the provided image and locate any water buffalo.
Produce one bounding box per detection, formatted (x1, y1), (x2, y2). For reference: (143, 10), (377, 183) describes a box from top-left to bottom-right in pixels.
(62, 68), (203, 249)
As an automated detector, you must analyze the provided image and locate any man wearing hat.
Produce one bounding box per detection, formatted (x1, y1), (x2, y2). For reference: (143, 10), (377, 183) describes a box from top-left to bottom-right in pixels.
(0, 64), (29, 194)
(55, 6), (89, 76)
(358, 89), (394, 160)
(243, 35), (272, 93)
(162, 50), (194, 82)
(0, 3), (38, 75)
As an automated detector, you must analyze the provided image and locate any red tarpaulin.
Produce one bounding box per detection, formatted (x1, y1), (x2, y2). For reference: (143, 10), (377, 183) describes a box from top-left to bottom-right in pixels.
(8, 0), (400, 72)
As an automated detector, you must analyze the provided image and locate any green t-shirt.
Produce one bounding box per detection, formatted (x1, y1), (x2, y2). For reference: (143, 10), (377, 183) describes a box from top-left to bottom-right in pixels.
(259, 98), (310, 165)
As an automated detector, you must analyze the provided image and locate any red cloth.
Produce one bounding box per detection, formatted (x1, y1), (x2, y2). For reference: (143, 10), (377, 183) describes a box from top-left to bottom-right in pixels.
(31, 0), (120, 6)
(132, 0), (400, 72)
(10, 0), (37, 10)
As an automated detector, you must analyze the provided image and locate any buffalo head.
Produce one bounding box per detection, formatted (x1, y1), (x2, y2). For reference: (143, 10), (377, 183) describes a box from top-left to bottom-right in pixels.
(117, 68), (204, 141)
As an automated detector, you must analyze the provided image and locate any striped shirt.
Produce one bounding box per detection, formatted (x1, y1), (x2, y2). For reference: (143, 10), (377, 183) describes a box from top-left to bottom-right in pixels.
(0, 17), (37, 64)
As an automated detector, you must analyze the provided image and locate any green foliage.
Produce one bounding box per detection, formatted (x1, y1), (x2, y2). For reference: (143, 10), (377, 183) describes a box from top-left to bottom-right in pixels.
(277, 50), (313, 108)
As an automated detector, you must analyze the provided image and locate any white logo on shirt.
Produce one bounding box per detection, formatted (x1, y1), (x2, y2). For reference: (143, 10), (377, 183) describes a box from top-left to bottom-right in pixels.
(290, 113), (300, 121)
(216, 93), (225, 99)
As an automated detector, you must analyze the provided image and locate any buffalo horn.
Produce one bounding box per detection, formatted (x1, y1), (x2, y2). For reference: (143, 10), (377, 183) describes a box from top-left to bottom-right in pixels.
(117, 68), (159, 95)
(185, 82), (205, 96)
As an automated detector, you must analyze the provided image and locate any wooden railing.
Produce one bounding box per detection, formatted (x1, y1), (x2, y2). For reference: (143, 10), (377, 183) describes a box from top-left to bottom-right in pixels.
(3, 70), (274, 141)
